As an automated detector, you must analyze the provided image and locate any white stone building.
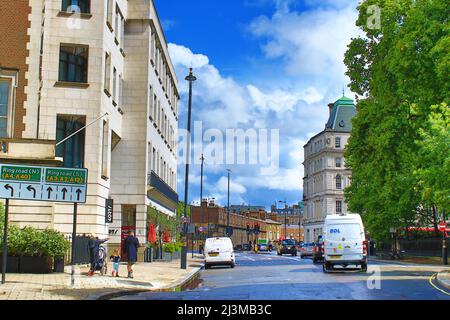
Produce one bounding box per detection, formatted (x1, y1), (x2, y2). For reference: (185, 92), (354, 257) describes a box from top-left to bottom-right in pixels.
(302, 96), (356, 242)
(0, 0), (179, 258)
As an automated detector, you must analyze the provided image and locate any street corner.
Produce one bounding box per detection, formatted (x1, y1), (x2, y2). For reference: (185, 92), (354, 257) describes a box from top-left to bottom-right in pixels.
(436, 271), (450, 290)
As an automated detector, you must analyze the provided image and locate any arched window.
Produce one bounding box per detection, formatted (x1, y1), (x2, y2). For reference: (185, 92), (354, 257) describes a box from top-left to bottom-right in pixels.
(336, 175), (342, 189)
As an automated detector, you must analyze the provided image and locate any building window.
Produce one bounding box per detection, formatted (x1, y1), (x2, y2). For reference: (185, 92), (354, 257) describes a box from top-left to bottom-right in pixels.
(335, 137), (341, 148)
(336, 200), (342, 214)
(106, 0), (113, 30)
(104, 52), (111, 95)
(101, 120), (109, 178)
(62, 0), (90, 13)
(112, 67), (117, 103)
(336, 157), (342, 168)
(56, 115), (86, 168)
(0, 79), (12, 138)
(336, 175), (342, 189)
(59, 44), (88, 83)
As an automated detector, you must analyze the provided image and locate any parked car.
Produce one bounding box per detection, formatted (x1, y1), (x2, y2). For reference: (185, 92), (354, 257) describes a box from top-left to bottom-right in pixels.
(257, 243), (269, 252)
(312, 236), (324, 263)
(234, 244), (243, 251)
(277, 239), (297, 256)
(204, 237), (236, 269)
(323, 213), (368, 272)
(242, 243), (251, 251)
(300, 242), (315, 258)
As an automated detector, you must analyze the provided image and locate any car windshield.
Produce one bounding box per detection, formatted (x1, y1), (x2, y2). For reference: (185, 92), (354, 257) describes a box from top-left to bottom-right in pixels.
(282, 240), (295, 245)
(327, 224), (363, 241)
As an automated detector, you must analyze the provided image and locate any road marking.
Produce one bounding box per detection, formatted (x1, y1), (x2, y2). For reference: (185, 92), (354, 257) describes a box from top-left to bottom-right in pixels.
(429, 273), (450, 296)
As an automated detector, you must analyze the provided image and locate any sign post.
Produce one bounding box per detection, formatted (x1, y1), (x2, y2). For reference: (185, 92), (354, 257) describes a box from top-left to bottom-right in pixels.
(0, 164), (87, 285)
(1, 199), (9, 284)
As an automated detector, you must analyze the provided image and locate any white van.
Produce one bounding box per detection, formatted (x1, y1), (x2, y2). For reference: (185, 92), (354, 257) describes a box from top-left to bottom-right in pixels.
(204, 237), (235, 269)
(323, 214), (367, 272)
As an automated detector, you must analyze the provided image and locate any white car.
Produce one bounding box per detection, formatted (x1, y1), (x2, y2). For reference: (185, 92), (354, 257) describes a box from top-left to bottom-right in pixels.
(204, 237), (235, 269)
(323, 213), (368, 272)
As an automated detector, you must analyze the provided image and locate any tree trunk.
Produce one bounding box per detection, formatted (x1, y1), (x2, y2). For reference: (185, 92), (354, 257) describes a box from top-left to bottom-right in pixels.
(432, 205), (439, 237)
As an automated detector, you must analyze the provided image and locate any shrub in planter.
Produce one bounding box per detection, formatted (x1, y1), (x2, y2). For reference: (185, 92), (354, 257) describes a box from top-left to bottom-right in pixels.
(163, 243), (175, 253)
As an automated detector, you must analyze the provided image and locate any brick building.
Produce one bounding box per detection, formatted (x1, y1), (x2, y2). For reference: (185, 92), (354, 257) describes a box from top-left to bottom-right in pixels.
(191, 200), (281, 246)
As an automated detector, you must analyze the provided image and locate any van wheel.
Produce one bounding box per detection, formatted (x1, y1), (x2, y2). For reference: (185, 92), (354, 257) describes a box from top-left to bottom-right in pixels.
(230, 263), (235, 269)
(323, 262), (332, 273)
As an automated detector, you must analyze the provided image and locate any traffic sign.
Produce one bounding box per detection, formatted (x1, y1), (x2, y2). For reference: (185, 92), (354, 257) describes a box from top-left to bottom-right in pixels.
(0, 164), (87, 203)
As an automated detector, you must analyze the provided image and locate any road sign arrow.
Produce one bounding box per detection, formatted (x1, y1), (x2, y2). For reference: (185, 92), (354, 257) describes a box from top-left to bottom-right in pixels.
(46, 187), (53, 199)
(61, 187), (68, 200)
(4, 184), (14, 197)
(26, 185), (37, 198)
(75, 189), (82, 201)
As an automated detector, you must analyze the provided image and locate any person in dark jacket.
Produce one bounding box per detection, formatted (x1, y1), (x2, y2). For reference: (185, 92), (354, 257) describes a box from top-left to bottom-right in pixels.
(123, 230), (140, 279)
(87, 235), (108, 276)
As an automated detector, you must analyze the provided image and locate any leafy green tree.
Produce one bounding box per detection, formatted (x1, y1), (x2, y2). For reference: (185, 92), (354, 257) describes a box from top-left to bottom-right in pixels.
(344, 0), (449, 240)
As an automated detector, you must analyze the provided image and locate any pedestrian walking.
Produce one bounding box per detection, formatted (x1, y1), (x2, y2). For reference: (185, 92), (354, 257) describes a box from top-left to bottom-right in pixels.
(110, 249), (121, 277)
(123, 230), (140, 279)
(87, 234), (108, 276)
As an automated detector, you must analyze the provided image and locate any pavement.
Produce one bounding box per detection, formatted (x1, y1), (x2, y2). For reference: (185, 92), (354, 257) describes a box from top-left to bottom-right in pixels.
(116, 251), (450, 300)
(0, 255), (204, 300)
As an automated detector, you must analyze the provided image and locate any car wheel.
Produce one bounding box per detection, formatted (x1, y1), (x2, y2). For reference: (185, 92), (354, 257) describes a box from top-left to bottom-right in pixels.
(230, 262), (235, 269)
(300, 255), (304, 259)
(204, 264), (209, 270)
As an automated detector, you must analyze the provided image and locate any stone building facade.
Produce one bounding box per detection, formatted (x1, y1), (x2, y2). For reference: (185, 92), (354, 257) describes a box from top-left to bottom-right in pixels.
(0, 0), (179, 259)
(302, 96), (356, 242)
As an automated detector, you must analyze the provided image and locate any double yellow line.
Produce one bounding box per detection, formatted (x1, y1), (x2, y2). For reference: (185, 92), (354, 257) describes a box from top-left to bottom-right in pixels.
(429, 273), (450, 296)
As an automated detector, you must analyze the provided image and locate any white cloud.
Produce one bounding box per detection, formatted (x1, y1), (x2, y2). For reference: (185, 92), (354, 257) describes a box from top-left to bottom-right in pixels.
(248, 1), (362, 81)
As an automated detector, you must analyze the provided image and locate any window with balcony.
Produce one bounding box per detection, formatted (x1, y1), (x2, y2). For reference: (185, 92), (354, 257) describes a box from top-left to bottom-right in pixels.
(58, 44), (88, 84)
(56, 115), (86, 168)
(62, 0), (90, 14)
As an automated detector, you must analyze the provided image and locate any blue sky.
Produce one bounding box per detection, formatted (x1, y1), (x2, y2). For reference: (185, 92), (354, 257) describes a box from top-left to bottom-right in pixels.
(154, 0), (361, 209)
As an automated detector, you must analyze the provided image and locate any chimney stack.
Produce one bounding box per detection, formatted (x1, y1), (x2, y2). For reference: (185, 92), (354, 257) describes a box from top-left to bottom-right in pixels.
(328, 103), (334, 114)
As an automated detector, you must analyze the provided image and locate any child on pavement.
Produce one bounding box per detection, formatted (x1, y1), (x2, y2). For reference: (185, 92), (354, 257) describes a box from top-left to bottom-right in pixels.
(110, 249), (121, 277)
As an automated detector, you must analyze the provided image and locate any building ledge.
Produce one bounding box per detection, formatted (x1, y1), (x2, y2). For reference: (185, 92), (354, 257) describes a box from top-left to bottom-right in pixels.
(54, 81), (89, 89)
(57, 11), (92, 19)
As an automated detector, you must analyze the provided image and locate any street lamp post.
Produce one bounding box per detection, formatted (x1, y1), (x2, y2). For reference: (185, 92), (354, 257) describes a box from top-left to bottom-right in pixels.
(278, 200), (287, 240)
(181, 68), (196, 270)
(226, 169), (231, 236)
(199, 154), (205, 251)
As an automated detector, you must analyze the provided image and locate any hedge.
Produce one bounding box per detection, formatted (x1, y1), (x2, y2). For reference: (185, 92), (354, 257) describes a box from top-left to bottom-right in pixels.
(0, 204), (69, 258)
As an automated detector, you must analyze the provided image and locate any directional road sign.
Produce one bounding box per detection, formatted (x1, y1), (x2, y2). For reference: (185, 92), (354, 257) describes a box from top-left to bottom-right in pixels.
(0, 164), (88, 203)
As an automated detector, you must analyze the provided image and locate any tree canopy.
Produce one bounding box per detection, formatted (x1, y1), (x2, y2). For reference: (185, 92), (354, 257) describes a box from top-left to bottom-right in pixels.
(344, 0), (449, 240)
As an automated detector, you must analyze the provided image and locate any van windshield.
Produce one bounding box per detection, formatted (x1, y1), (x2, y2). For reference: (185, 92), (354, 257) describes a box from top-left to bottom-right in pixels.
(326, 224), (363, 241)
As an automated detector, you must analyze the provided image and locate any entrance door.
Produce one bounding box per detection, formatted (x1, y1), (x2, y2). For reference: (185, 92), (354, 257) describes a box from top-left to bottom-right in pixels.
(121, 205), (136, 260)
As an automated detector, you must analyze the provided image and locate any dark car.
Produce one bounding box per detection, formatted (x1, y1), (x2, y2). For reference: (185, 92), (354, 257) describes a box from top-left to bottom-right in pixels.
(277, 239), (297, 256)
(242, 243), (251, 251)
(313, 241), (324, 263)
(234, 244), (243, 251)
